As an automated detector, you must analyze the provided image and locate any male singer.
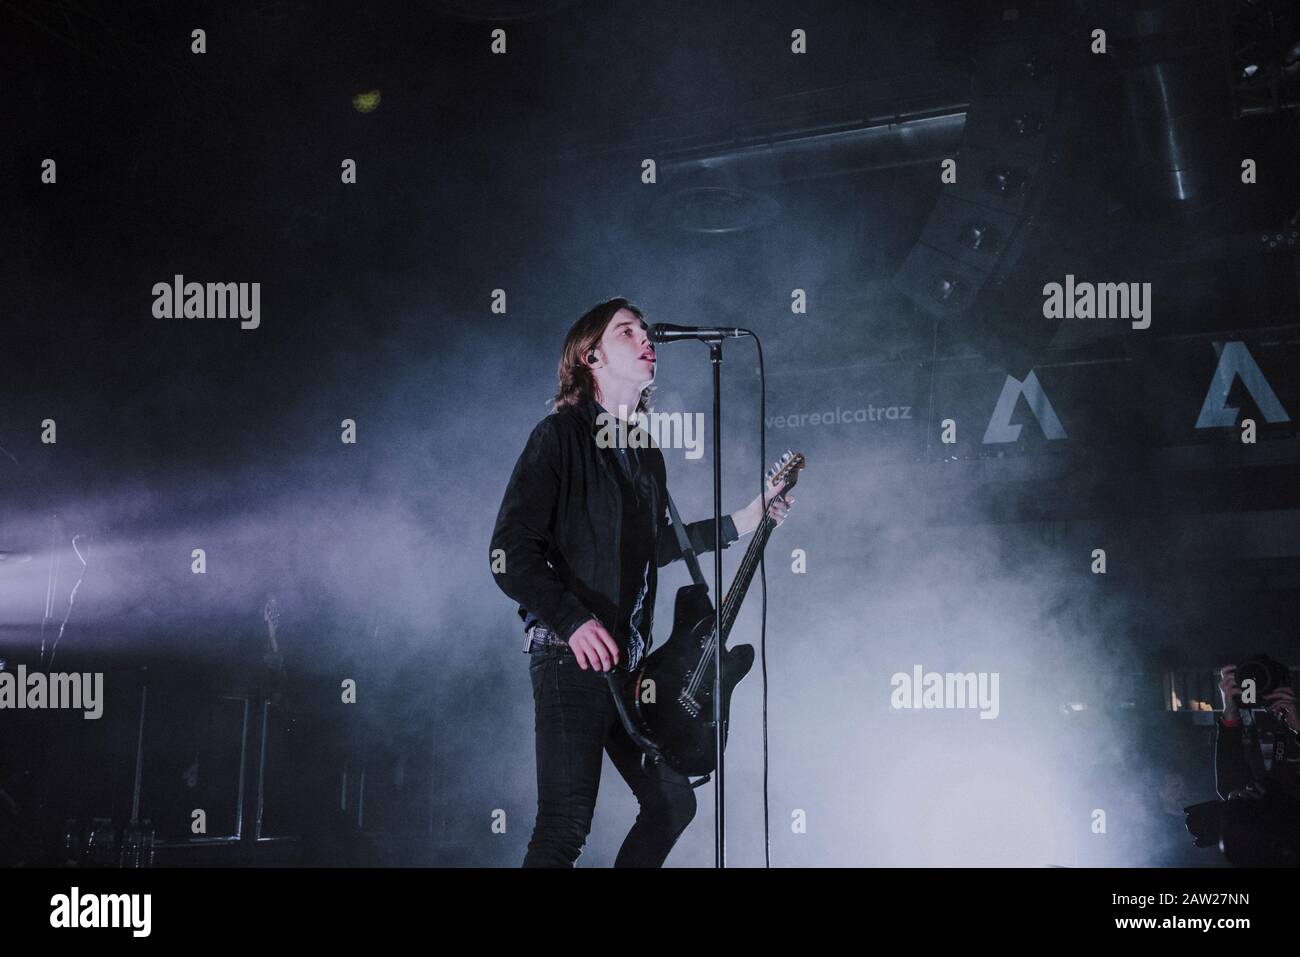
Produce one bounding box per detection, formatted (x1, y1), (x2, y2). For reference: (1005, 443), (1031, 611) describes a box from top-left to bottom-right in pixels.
(490, 296), (792, 866)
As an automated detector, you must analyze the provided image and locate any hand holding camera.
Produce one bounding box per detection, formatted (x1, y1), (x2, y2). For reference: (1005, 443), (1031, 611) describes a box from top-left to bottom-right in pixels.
(1218, 664), (1240, 720)
(1264, 686), (1300, 733)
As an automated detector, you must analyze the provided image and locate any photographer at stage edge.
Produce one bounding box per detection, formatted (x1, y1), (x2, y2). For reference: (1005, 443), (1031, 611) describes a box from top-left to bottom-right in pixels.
(1208, 660), (1300, 864)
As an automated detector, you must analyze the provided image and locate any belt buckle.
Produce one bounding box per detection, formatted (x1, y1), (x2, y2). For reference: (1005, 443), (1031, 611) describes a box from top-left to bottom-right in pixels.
(524, 622), (559, 652)
(523, 623), (543, 652)
(537, 623), (573, 654)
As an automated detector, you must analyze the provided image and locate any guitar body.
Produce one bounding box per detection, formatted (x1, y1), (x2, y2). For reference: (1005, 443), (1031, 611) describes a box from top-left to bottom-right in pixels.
(608, 449), (804, 779)
(618, 582), (754, 777)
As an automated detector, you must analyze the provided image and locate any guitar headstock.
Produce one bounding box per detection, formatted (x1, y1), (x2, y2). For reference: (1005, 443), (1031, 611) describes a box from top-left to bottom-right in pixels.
(765, 449), (806, 495)
(263, 597), (281, 642)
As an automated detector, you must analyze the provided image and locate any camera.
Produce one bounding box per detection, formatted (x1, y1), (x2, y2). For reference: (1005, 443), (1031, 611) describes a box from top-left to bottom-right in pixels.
(1183, 799), (1224, 849)
(1233, 654), (1291, 708)
(1185, 789), (1300, 865)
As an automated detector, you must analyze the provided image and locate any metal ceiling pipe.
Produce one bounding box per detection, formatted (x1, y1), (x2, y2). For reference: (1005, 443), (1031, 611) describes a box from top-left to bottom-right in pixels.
(1107, 0), (1236, 227)
(653, 102), (967, 233)
(659, 106), (967, 190)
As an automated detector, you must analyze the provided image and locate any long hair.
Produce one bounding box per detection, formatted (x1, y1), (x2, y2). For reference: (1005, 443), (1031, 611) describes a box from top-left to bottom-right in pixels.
(551, 296), (655, 416)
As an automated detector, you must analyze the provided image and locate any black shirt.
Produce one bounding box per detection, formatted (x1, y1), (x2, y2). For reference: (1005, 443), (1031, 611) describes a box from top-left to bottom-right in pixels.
(599, 403), (656, 669)
(522, 402), (655, 667)
(494, 396), (739, 670)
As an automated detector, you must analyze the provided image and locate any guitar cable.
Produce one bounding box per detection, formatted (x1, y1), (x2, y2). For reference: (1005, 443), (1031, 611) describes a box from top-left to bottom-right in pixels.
(47, 534), (90, 671)
(740, 330), (773, 868)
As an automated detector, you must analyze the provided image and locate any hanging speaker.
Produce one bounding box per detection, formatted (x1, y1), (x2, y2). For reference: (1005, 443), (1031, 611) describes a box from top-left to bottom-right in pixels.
(893, 5), (1070, 326)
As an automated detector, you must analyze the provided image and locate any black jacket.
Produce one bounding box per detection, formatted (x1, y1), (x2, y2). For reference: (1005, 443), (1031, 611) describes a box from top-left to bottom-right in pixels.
(1215, 712), (1300, 801)
(489, 396), (739, 648)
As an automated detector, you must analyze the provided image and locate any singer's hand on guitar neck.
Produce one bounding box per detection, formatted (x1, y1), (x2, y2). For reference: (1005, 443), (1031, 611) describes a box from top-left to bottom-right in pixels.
(732, 479), (794, 537)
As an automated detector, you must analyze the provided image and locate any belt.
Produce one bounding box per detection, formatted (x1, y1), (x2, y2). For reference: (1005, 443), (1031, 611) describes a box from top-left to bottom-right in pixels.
(522, 622), (573, 654)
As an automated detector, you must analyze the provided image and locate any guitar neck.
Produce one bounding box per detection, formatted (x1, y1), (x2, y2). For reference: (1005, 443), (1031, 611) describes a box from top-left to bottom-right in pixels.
(716, 507), (781, 644)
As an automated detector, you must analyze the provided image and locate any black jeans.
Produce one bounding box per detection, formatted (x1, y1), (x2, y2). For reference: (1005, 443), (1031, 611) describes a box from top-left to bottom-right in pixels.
(523, 644), (697, 867)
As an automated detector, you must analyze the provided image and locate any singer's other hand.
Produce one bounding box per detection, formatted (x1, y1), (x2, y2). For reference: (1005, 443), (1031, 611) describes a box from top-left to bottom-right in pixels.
(733, 480), (794, 536)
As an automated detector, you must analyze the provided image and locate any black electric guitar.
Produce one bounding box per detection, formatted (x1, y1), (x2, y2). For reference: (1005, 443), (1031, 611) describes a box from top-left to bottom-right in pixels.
(611, 450), (806, 779)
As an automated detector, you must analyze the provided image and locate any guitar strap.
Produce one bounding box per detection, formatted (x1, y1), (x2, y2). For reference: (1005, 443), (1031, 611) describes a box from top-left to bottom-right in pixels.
(665, 489), (708, 588)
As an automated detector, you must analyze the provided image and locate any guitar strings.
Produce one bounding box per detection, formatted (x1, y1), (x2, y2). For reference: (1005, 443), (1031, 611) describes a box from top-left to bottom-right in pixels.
(684, 500), (781, 700)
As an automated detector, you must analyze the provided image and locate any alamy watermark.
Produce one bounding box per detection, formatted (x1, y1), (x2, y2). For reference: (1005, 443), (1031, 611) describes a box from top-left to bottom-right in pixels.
(152, 274), (260, 329)
(596, 407), (704, 459)
(50, 887), (151, 937)
(890, 664), (1000, 719)
(0, 665), (103, 719)
(1042, 274), (1151, 329)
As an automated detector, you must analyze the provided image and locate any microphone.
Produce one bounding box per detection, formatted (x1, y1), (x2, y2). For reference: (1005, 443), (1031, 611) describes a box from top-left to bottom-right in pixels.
(648, 323), (747, 343)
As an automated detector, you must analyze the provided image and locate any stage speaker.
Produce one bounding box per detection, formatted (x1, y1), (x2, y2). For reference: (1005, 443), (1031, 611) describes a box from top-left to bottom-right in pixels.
(894, 1), (1074, 366)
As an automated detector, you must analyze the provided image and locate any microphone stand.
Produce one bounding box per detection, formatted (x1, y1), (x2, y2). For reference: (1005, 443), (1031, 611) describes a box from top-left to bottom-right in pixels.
(653, 323), (742, 868)
(707, 338), (726, 869)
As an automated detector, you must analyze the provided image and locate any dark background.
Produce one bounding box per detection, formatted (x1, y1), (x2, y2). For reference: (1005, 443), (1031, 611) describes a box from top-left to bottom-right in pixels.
(2, 0), (1299, 867)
